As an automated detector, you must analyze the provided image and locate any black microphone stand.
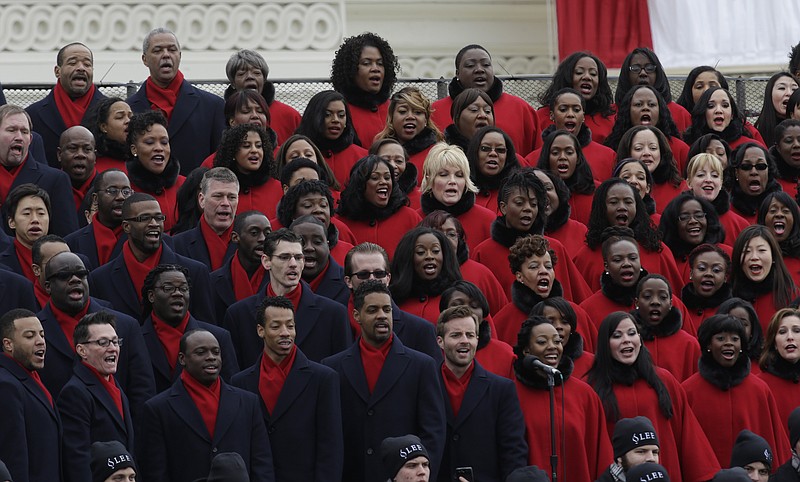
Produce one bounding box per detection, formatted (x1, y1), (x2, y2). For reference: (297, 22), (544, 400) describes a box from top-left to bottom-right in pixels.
(546, 370), (557, 482)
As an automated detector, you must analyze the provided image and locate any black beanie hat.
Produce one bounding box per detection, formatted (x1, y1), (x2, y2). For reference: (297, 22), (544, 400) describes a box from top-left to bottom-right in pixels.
(627, 462), (670, 482)
(380, 434), (429, 479)
(613, 416), (660, 459)
(0, 460), (11, 482)
(729, 429), (773, 469)
(713, 467), (751, 482)
(505, 465), (550, 482)
(790, 407), (800, 448)
(90, 441), (136, 482)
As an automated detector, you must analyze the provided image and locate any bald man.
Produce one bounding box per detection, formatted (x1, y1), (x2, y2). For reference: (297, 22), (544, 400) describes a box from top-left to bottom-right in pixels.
(57, 125), (97, 214)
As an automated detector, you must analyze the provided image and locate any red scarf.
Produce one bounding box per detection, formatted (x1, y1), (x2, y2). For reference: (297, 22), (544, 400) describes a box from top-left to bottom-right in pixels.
(53, 82), (96, 128)
(257, 345), (297, 414)
(229, 252), (266, 301)
(122, 241), (163, 301)
(306, 259), (330, 292)
(14, 239), (35, 283)
(359, 335), (393, 394)
(199, 215), (233, 271)
(347, 296), (361, 338)
(34, 281), (50, 310)
(441, 362), (475, 417)
(0, 162), (23, 202)
(4, 353), (53, 407)
(83, 361), (124, 419)
(49, 299), (90, 347)
(71, 170), (96, 210)
(91, 216), (123, 266)
(151, 311), (190, 371)
(266, 282), (302, 309)
(180, 369), (221, 439)
(145, 70), (184, 120)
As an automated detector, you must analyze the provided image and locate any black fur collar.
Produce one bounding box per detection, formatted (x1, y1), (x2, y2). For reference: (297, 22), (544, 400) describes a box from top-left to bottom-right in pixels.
(444, 124), (470, 152)
(770, 145), (800, 186)
(540, 123), (592, 148)
(410, 276), (452, 299)
(734, 271), (774, 302)
(403, 128), (438, 156)
(398, 163), (418, 196)
(341, 193), (407, 222)
(234, 160), (273, 191)
(99, 139), (129, 161)
(513, 352), (574, 389)
(342, 85), (389, 111)
(420, 190), (476, 217)
(698, 351), (750, 390)
(490, 216), (544, 248)
(731, 178), (781, 216)
(126, 155), (181, 192)
(545, 199), (571, 232)
(315, 127), (356, 156)
(762, 354), (800, 382)
(632, 306), (683, 341)
(563, 331), (585, 362)
(600, 271), (640, 307)
(447, 76), (504, 103)
(327, 222), (341, 249)
(680, 282), (732, 312)
(710, 189), (733, 215)
(511, 279), (564, 314)
(608, 358), (640, 386)
(477, 319), (492, 350)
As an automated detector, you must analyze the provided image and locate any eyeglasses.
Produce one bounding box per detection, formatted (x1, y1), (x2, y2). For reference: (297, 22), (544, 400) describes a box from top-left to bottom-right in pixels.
(479, 145), (507, 155)
(47, 269), (90, 281)
(124, 214), (166, 223)
(352, 269), (388, 280)
(155, 284), (190, 294)
(272, 253), (305, 262)
(82, 337), (123, 348)
(678, 212), (707, 222)
(102, 187), (134, 198)
(629, 63), (657, 73)
(737, 163), (769, 171)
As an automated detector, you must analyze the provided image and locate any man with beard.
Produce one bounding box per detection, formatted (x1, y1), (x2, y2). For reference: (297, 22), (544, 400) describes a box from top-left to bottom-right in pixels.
(140, 329), (274, 482)
(290, 215), (348, 306)
(26, 42), (107, 166)
(127, 28), (225, 175)
(37, 251), (154, 418)
(140, 264), (238, 393)
(65, 169), (132, 270)
(0, 308), (61, 482)
(57, 126), (97, 215)
(174, 167), (239, 271)
(88, 192), (214, 322)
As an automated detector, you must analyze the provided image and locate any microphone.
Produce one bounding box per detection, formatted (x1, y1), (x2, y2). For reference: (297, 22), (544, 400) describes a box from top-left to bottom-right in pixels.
(523, 355), (561, 375)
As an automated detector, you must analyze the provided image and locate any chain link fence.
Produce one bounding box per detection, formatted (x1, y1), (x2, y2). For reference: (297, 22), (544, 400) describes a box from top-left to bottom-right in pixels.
(2, 75), (772, 123)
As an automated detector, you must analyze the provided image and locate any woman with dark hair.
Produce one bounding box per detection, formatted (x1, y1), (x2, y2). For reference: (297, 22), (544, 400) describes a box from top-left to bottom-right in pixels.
(389, 226), (462, 323)
(685, 153), (747, 245)
(770, 119), (800, 194)
(527, 88), (616, 182)
(759, 191), (800, 278)
(683, 87), (763, 150)
(755, 72), (799, 148)
(616, 125), (687, 213)
(472, 168), (593, 302)
(732, 225), (799, 332)
(787, 88), (800, 121)
(729, 142), (781, 223)
(535, 129), (595, 224)
(431, 44), (540, 157)
(585, 311), (720, 482)
(676, 66), (729, 114)
(613, 158), (658, 221)
(466, 126), (519, 212)
(681, 244), (733, 329)
(212, 123), (281, 219)
(369, 138), (420, 209)
(375, 86), (443, 182)
(717, 297), (764, 376)
(630, 274), (700, 381)
(605, 85), (690, 174)
(170, 166), (209, 235)
(513, 315), (612, 482)
(615, 47), (691, 132)
(335, 155), (420, 258)
(532, 169), (588, 253)
(84, 96), (132, 173)
(273, 133), (341, 193)
(440, 280), (515, 378)
(126, 110), (185, 231)
(536, 51), (616, 143)
(442, 88), (495, 153)
(687, 133), (732, 169)
(492, 234), (595, 349)
(573, 178), (683, 292)
(279, 158), (322, 192)
(682, 314), (791, 465)
(330, 32), (399, 146)
(294, 90), (368, 186)
(758, 307), (800, 424)
(531, 296), (594, 377)
(419, 210), (508, 316)
(658, 192), (728, 278)
(275, 179), (356, 265)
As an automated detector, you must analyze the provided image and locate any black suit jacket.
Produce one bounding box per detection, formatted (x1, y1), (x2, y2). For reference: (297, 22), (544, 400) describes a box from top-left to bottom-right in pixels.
(140, 377), (275, 482)
(128, 80), (225, 175)
(173, 224), (236, 271)
(311, 257), (349, 306)
(0, 267), (37, 313)
(64, 223), (128, 271)
(0, 355), (62, 482)
(209, 254), (270, 324)
(56, 361), (135, 482)
(231, 349), (344, 482)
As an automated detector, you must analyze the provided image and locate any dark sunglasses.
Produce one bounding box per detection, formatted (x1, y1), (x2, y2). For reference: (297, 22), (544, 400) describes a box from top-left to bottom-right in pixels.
(737, 163), (768, 171)
(352, 270), (388, 280)
(47, 269), (90, 281)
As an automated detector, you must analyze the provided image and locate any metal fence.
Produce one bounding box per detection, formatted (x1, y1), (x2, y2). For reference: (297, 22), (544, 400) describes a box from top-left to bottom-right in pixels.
(1, 75), (773, 122)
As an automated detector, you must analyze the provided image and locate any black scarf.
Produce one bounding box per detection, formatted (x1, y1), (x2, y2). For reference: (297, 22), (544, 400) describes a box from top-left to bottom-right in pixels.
(710, 189), (733, 215)
(315, 127), (356, 156)
(607, 358), (641, 386)
(403, 128), (438, 156)
(342, 85), (389, 111)
(490, 216), (545, 248)
(731, 178), (781, 217)
(420, 189), (477, 217)
(398, 163), (418, 197)
(545, 199), (571, 232)
(234, 160), (273, 191)
(477, 319), (492, 350)
(340, 192), (405, 223)
(698, 351), (750, 391)
(410, 275), (452, 300)
(762, 354), (800, 383)
(444, 124), (470, 152)
(447, 76), (504, 103)
(126, 155), (181, 192)
(513, 352), (574, 389)
(733, 271), (774, 303)
(99, 138), (129, 162)
(600, 271), (641, 307)
(770, 145), (800, 187)
(680, 282), (732, 315)
(563, 331), (586, 362)
(632, 306), (683, 341)
(511, 279), (564, 314)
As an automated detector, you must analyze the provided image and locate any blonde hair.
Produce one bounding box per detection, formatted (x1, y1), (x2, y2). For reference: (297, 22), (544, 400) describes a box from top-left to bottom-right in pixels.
(686, 153), (724, 180)
(419, 142), (478, 194)
(375, 87), (443, 143)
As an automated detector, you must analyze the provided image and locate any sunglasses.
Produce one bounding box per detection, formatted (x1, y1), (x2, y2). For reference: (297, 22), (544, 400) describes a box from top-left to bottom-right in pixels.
(47, 269), (90, 281)
(352, 270), (388, 280)
(737, 163), (768, 171)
